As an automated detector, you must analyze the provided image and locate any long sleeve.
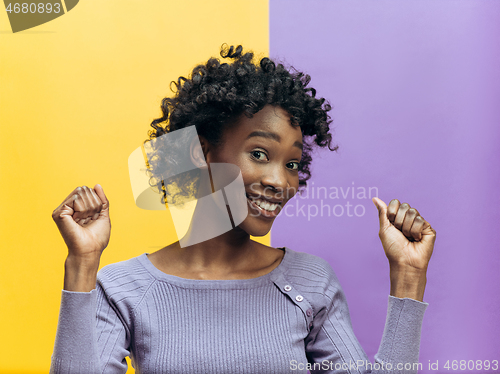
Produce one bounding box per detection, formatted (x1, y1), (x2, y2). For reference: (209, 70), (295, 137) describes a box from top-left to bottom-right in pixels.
(304, 260), (428, 374)
(50, 282), (131, 374)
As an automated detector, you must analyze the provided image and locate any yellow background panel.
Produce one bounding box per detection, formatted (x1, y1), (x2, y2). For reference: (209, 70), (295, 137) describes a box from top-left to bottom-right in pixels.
(0, 1), (268, 373)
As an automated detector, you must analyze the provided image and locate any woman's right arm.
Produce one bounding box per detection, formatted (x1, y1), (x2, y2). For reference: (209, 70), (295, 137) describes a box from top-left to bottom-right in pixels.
(50, 185), (130, 373)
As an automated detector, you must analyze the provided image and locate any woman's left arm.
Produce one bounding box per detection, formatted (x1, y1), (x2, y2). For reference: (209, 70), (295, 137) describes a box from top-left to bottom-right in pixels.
(304, 199), (434, 373)
(372, 197), (436, 302)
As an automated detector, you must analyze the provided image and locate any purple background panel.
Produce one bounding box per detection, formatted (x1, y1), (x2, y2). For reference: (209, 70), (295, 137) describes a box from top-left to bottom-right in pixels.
(270, 0), (500, 370)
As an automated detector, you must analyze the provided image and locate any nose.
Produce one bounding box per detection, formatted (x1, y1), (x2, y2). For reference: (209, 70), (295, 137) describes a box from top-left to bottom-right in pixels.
(260, 163), (290, 195)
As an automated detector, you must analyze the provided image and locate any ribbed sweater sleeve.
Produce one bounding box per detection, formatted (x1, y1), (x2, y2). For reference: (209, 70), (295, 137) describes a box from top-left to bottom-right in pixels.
(301, 255), (428, 374)
(50, 258), (155, 374)
(50, 284), (130, 374)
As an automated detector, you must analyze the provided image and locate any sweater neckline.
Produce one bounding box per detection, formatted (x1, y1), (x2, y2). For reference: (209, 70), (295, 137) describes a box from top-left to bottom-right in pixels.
(137, 246), (291, 289)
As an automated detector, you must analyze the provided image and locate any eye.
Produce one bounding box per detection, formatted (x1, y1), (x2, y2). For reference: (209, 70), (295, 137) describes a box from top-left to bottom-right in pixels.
(250, 150), (269, 161)
(287, 162), (300, 171)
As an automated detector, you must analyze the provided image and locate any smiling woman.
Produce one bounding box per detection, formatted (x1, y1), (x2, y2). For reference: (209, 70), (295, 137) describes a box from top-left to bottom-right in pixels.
(143, 44), (336, 207)
(50, 45), (435, 374)
(205, 105), (304, 235)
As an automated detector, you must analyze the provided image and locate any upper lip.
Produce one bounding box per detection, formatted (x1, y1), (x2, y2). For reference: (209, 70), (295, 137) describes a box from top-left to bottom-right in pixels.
(246, 192), (283, 204)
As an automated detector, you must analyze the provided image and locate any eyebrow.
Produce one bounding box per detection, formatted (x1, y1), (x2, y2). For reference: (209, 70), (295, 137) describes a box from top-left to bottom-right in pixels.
(246, 130), (303, 151)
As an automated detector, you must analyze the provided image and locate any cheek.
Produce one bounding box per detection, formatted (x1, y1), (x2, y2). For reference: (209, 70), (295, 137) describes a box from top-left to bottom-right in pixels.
(239, 163), (260, 186)
(286, 181), (300, 200)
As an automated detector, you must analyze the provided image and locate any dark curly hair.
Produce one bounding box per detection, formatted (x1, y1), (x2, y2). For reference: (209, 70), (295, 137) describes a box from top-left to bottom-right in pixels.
(144, 44), (338, 205)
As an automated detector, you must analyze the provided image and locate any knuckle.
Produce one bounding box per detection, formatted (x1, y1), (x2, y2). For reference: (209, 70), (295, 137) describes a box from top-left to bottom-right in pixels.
(93, 194), (103, 207)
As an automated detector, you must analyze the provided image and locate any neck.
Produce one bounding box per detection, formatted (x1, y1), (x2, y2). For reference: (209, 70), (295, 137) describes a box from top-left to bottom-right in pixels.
(167, 168), (269, 272)
(178, 225), (258, 270)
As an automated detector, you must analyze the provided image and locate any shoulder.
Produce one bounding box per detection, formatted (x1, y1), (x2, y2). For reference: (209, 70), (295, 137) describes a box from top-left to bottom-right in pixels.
(281, 248), (345, 306)
(283, 248), (340, 287)
(97, 254), (156, 311)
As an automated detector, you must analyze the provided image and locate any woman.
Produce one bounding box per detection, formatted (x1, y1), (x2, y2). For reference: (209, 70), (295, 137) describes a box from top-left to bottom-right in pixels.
(50, 45), (435, 374)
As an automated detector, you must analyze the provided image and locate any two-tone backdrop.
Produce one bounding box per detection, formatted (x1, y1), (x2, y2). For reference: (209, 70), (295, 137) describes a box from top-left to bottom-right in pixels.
(0, 1), (498, 373)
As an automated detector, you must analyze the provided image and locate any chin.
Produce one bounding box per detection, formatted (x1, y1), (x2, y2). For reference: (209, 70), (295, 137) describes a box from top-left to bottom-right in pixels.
(237, 217), (274, 237)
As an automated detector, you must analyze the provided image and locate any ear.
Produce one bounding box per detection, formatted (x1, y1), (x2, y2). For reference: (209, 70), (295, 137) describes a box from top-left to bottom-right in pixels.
(190, 135), (209, 167)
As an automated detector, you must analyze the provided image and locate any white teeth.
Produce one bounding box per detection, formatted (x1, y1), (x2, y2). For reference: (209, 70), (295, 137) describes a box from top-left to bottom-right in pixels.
(249, 198), (278, 212)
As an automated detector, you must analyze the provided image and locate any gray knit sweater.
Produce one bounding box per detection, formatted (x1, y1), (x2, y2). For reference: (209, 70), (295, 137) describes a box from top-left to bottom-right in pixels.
(50, 247), (428, 374)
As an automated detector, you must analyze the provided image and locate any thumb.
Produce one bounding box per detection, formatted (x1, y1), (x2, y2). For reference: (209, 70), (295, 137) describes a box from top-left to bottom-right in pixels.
(372, 197), (390, 231)
(54, 195), (82, 233)
(94, 184), (110, 217)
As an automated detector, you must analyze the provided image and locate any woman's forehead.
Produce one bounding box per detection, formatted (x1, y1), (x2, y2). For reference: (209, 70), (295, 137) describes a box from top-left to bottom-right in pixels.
(228, 105), (301, 140)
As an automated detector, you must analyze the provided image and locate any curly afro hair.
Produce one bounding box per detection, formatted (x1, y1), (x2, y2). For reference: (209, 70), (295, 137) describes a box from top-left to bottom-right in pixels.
(144, 44), (337, 205)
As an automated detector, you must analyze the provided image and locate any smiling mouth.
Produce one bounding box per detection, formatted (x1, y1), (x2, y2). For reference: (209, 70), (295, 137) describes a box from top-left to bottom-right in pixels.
(245, 193), (283, 216)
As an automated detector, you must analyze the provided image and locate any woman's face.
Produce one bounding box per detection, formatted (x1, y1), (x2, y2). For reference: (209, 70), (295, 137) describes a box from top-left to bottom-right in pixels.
(205, 105), (303, 237)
